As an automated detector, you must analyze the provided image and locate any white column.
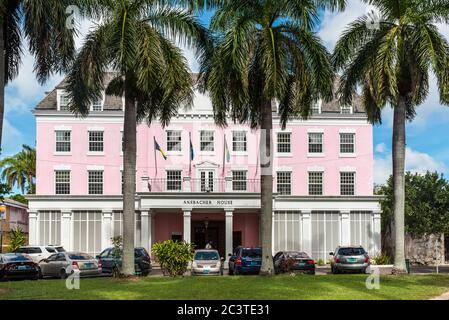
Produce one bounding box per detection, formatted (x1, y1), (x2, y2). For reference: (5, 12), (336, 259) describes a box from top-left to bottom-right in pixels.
(225, 209), (234, 266)
(301, 211), (312, 255)
(141, 210), (153, 252)
(141, 176), (150, 192)
(101, 211), (113, 251)
(61, 211), (72, 251)
(183, 209), (192, 243)
(373, 211), (382, 255)
(340, 210), (351, 246)
(28, 211), (39, 245)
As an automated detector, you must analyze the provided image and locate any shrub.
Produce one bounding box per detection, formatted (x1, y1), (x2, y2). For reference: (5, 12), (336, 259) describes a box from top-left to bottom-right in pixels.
(372, 253), (392, 265)
(8, 227), (26, 252)
(279, 257), (297, 273)
(111, 236), (123, 259)
(152, 240), (194, 277)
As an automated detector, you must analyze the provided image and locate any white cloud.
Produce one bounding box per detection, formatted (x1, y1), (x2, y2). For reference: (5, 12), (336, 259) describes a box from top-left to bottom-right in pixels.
(1, 119), (26, 157)
(374, 147), (448, 184)
(375, 143), (387, 153)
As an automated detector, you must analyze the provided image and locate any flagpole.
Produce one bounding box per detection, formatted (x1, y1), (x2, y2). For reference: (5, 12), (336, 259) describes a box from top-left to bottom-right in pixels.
(189, 132), (192, 175)
(153, 136), (158, 177)
(222, 134), (226, 177)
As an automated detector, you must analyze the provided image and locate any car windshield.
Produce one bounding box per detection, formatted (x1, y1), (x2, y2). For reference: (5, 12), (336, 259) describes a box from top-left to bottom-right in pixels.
(338, 248), (366, 256)
(195, 251), (219, 261)
(56, 247), (66, 252)
(285, 252), (309, 259)
(242, 248), (262, 258)
(15, 247), (42, 254)
(68, 253), (93, 260)
(3, 254), (31, 262)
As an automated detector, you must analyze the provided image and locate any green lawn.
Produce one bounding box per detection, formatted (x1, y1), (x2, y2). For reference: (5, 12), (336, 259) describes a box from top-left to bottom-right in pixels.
(1, 274), (448, 300)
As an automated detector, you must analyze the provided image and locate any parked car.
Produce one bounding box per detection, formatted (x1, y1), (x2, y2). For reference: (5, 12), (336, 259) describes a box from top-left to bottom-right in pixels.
(0, 253), (39, 281)
(97, 247), (152, 277)
(38, 252), (102, 279)
(15, 245), (65, 263)
(273, 251), (316, 275)
(191, 249), (224, 276)
(330, 246), (370, 274)
(228, 246), (262, 275)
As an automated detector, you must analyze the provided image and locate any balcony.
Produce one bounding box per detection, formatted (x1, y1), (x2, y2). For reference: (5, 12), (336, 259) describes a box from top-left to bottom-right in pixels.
(147, 178), (261, 193)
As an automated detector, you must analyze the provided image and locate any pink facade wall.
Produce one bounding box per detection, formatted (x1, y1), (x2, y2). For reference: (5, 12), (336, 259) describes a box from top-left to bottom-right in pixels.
(153, 213), (183, 243)
(36, 119), (373, 196)
(233, 213), (260, 247)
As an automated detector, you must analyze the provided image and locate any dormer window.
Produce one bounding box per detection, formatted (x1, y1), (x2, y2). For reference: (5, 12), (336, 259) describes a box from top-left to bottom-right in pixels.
(91, 92), (104, 112)
(311, 102), (321, 115)
(341, 105), (353, 114)
(58, 91), (70, 111)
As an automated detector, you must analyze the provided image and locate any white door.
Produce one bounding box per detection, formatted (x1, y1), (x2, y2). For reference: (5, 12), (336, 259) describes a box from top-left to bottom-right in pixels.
(199, 170), (215, 192)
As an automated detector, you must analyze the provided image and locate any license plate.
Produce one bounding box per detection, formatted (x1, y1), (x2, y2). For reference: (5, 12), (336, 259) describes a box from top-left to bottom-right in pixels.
(251, 261), (259, 266)
(203, 266), (210, 274)
(347, 258), (357, 263)
(17, 265), (29, 270)
(297, 262), (305, 267)
(84, 263), (94, 269)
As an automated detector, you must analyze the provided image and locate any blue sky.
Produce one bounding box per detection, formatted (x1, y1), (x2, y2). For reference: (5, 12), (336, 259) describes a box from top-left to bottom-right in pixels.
(2, 0), (449, 188)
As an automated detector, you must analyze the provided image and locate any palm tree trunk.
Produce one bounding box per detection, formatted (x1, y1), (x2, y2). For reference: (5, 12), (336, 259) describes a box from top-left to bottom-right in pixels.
(392, 95), (407, 274)
(0, 20), (5, 154)
(259, 99), (274, 275)
(122, 75), (136, 276)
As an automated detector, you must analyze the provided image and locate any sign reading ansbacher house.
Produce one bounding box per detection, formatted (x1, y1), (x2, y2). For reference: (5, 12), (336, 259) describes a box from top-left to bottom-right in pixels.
(183, 200), (233, 206)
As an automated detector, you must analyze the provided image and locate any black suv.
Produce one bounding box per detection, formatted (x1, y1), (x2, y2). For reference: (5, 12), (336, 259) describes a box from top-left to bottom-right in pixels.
(97, 247), (152, 277)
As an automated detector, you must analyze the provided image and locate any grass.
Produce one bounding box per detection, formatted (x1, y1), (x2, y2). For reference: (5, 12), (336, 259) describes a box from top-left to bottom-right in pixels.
(1, 274), (449, 300)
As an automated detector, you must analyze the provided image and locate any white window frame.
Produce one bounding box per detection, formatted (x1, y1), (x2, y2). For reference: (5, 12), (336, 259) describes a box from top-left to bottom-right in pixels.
(232, 131), (247, 154)
(276, 171), (292, 195)
(54, 170), (71, 195)
(88, 170), (104, 195)
(308, 171), (324, 196)
(88, 130), (104, 154)
(57, 90), (70, 111)
(340, 171), (356, 196)
(341, 105), (353, 114)
(311, 101), (321, 115)
(308, 132), (324, 157)
(166, 130), (182, 153)
(90, 92), (105, 112)
(166, 170), (182, 192)
(199, 130), (215, 153)
(232, 170), (247, 192)
(55, 130), (71, 154)
(339, 132), (356, 157)
(276, 132), (292, 155)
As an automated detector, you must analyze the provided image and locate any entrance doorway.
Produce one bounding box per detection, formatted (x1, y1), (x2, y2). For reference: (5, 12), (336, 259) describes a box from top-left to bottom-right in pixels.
(192, 220), (225, 257)
(199, 170), (216, 192)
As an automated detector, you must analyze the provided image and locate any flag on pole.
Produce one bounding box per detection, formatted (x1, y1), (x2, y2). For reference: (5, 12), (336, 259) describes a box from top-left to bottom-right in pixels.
(225, 136), (231, 163)
(222, 135), (231, 175)
(154, 138), (167, 160)
(189, 132), (194, 175)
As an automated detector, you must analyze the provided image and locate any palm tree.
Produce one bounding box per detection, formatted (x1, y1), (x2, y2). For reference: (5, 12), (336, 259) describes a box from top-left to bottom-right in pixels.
(332, 0), (449, 273)
(0, 145), (36, 194)
(200, 0), (345, 275)
(66, 0), (211, 276)
(0, 0), (91, 154)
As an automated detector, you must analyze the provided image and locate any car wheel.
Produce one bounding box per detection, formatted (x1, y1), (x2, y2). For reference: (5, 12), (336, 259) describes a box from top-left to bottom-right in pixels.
(141, 269), (150, 277)
(60, 269), (68, 279)
(331, 266), (339, 274)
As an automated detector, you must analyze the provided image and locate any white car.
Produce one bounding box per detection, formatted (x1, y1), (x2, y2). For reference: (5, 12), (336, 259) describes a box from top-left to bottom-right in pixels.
(15, 245), (66, 263)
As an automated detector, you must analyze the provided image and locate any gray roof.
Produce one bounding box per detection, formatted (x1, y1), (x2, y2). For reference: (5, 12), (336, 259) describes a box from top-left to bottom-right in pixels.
(35, 73), (365, 115)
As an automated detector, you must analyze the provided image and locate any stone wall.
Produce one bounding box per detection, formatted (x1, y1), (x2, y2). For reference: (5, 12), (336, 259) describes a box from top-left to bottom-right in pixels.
(405, 234), (445, 265)
(382, 232), (446, 265)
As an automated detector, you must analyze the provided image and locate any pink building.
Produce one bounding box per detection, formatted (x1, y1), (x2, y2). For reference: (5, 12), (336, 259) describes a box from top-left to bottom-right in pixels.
(1, 199), (29, 253)
(28, 74), (382, 261)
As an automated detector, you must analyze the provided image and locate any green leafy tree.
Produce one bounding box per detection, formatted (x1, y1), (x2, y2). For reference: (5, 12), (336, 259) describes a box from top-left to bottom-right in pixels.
(332, 0), (449, 273)
(8, 194), (27, 205)
(0, 145), (36, 194)
(8, 227), (27, 252)
(379, 172), (449, 237)
(66, 0), (211, 276)
(0, 183), (9, 202)
(200, 0), (345, 275)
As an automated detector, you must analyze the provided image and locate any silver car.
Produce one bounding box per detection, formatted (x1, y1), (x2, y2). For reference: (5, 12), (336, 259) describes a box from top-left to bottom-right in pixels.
(38, 252), (102, 279)
(191, 250), (223, 276)
(330, 246), (370, 274)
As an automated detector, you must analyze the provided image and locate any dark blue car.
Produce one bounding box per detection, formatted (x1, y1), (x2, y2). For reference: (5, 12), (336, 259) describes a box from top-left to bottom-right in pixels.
(228, 246), (262, 275)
